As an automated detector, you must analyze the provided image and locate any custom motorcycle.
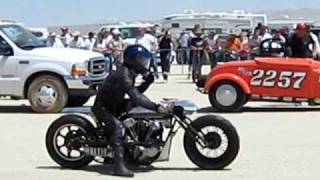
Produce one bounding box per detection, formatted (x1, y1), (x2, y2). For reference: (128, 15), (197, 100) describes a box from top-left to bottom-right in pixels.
(46, 99), (240, 170)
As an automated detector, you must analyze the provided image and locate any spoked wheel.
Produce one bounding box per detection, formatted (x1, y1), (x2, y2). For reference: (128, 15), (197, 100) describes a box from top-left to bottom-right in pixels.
(184, 115), (240, 170)
(46, 115), (94, 168)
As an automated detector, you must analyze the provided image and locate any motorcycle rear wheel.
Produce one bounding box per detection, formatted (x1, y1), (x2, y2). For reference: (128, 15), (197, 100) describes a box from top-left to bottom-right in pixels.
(46, 115), (95, 169)
(183, 115), (240, 170)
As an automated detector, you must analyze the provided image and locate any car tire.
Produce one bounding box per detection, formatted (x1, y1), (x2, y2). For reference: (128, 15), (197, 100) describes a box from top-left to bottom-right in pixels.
(209, 81), (246, 112)
(28, 75), (68, 113)
(67, 96), (91, 107)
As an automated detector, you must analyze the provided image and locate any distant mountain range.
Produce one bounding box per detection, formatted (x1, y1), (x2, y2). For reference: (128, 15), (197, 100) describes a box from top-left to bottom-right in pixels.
(260, 8), (320, 21)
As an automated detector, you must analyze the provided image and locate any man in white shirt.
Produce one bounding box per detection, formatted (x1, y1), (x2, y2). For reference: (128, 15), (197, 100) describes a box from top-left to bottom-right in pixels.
(108, 29), (125, 68)
(259, 26), (272, 42)
(84, 32), (96, 51)
(68, 31), (85, 49)
(135, 27), (159, 78)
(47, 32), (64, 48)
(60, 26), (72, 47)
(135, 27), (158, 52)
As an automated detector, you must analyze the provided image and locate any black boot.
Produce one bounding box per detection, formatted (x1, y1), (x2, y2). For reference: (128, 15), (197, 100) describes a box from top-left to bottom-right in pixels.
(113, 147), (134, 177)
(113, 162), (134, 177)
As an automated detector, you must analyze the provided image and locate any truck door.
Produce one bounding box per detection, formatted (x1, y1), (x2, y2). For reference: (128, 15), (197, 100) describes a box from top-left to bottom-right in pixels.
(0, 35), (17, 95)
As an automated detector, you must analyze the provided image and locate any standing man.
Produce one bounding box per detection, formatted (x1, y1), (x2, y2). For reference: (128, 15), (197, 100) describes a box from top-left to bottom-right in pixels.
(259, 26), (272, 42)
(178, 30), (190, 64)
(135, 27), (159, 78)
(84, 32), (96, 51)
(204, 31), (218, 68)
(93, 29), (114, 71)
(287, 23), (318, 58)
(46, 32), (64, 48)
(108, 29), (125, 68)
(159, 30), (174, 81)
(306, 24), (320, 58)
(224, 31), (241, 61)
(68, 31), (85, 49)
(60, 26), (72, 47)
(190, 27), (205, 82)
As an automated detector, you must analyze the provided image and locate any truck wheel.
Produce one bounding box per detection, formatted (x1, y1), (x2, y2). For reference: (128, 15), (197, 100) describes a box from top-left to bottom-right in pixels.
(67, 96), (91, 107)
(209, 81), (246, 112)
(28, 75), (68, 113)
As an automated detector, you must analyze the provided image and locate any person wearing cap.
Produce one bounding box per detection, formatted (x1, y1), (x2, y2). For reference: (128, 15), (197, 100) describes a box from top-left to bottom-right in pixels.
(108, 28), (125, 68)
(135, 27), (159, 78)
(60, 26), (72, 47)
(68, 31), (85, 49)
(287, 23), (317, 58)
(46, 32), (64, 48)
(84, 32), (96, 51)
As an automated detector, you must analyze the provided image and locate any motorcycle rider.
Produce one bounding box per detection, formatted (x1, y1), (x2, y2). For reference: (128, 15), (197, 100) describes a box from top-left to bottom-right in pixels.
(92, 44), (169, 177)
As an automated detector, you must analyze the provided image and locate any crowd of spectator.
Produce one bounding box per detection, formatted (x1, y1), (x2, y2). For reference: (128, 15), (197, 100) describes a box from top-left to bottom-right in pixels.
(46, 23), (320, 82)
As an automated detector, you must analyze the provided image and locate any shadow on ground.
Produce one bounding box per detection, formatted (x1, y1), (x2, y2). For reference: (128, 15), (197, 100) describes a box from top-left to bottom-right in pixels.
(0, 105), (34, 113)
(37, 164), (230, 176)
(197, 106), (320, 113)
(0, 105), (95, 114)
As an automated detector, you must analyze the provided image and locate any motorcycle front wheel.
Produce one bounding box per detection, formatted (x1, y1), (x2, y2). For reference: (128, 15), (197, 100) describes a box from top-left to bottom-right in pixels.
(183, 115), (239, 170)
(46, 115), (95, 169)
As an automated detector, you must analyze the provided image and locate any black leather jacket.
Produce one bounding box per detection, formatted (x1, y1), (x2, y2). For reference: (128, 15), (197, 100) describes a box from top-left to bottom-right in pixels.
(94, 66), (157, 115)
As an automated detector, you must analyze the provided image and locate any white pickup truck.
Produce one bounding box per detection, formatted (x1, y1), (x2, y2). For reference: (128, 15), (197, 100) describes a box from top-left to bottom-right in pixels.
(0, 22), (108, 113)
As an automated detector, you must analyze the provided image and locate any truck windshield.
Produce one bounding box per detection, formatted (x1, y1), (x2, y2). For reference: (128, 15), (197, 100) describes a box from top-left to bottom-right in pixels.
(120, 28), (140, 39)
(0, 25), (46, 50)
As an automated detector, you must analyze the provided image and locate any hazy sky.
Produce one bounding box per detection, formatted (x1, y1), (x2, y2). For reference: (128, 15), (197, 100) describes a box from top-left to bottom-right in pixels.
(0, 0), (318, 27)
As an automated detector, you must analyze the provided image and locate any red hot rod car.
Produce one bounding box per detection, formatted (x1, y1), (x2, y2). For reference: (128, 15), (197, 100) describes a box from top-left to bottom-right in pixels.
(202, 57), (320, 112)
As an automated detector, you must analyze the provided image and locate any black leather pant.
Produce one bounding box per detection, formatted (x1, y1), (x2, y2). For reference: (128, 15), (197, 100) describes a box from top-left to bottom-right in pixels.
(92, 101), (125, 163)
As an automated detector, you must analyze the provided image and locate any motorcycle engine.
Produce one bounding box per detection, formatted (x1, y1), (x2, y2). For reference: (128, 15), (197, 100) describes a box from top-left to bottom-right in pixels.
(123, 118), (166, 164)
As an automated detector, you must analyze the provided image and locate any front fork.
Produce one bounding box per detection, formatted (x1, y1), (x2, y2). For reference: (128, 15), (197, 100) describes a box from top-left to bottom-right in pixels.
(174, 115), (208, 148)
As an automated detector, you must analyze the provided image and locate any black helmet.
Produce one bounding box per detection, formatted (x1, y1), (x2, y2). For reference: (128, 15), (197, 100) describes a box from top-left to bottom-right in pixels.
(123, 45), (152, 74)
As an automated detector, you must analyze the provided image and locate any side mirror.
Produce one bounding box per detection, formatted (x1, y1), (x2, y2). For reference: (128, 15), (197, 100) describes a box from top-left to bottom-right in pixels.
(0, 47), (13, 56)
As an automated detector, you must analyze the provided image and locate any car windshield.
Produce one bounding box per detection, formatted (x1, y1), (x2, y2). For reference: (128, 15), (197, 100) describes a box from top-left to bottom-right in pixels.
(119, 27), (140, 39)
(0, 25), (46, 50)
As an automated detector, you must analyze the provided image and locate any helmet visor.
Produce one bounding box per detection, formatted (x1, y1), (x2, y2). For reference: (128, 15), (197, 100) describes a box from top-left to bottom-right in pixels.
(136, 53), (151, 70)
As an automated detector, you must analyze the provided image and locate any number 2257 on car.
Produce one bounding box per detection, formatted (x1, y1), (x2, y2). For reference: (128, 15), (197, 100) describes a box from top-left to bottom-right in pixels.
(250, 69), (307, 89)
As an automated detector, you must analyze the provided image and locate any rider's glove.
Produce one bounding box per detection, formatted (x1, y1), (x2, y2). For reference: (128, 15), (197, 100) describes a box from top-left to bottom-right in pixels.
(143, 72), (155, 84)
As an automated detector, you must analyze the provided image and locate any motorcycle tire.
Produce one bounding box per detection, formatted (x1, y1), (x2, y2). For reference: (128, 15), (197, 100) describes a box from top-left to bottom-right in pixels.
(183, 115), (240, 170)
(46, 115), (95, 169)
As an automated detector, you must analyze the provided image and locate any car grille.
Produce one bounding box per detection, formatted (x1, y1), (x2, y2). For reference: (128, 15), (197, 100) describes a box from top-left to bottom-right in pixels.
(88, 58), (109, 77)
